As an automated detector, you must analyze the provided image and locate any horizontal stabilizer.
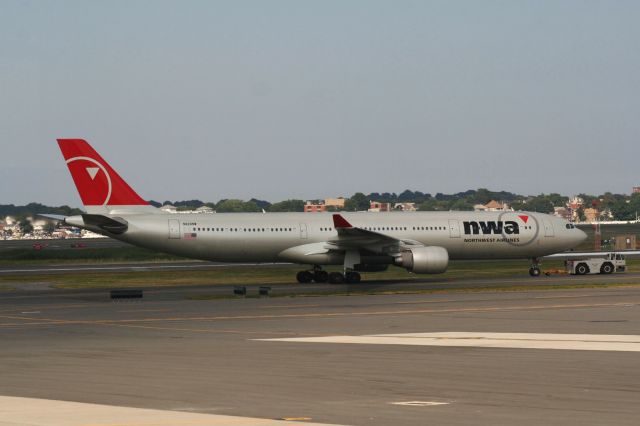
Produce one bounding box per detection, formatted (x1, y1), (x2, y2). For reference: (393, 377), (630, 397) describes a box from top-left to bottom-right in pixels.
(37, 214), (68, 222)
(81, 214), (128, 234)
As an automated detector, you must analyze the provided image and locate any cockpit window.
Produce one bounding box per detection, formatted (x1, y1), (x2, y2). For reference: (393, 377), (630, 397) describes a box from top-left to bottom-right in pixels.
(565, 223), (576, 229)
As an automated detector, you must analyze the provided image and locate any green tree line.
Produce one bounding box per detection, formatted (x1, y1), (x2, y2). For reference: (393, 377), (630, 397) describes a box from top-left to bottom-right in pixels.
(4, 190), (640, 220)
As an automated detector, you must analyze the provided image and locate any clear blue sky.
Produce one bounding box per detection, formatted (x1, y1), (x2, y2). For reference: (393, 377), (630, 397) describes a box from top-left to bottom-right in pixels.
(1, 0), (639, 206)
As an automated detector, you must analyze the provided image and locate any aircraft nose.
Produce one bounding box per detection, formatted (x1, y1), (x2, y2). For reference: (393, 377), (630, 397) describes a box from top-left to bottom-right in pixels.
(576, 228), (588, 244)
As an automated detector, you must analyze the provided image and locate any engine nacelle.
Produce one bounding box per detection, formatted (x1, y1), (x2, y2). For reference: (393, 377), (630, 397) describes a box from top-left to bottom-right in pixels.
(395, 246), (449, 274)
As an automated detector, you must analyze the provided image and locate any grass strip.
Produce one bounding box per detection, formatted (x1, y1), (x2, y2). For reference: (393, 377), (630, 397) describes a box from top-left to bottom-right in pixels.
(0, 259), (637, 290)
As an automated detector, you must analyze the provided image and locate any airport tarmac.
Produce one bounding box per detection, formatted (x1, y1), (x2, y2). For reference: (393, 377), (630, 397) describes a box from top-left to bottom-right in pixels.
(1, 282), (640, 425)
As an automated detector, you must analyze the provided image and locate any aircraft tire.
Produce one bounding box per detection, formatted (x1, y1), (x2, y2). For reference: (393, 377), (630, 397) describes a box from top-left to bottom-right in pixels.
(529, 267), (541, 277)
(313, 270), (329, 283)
(296, 271), (313, 284)
(345, 271), (361, 284)
(328, 272), (345, 284)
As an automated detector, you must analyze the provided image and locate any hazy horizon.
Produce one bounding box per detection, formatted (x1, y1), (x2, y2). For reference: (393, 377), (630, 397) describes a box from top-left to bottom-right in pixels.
(2, 1), (639, 207)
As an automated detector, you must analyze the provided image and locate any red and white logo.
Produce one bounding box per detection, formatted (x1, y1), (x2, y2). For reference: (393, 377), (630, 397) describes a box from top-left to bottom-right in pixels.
(65, 156), (112, 205)
(57, 139), (148, 206)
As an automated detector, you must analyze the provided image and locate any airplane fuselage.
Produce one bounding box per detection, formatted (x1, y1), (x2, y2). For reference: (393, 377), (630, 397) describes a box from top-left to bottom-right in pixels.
(73, 210), (585, 264)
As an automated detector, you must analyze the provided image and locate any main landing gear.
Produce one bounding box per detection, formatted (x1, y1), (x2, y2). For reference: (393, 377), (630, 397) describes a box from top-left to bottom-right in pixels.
(296, 268), (329, 284)
(296, 268), (361, 284)
(529, 257), (541, 277)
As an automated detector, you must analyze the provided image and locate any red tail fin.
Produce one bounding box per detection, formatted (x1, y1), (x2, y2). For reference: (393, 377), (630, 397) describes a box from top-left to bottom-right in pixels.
(57, 139), (148, 207)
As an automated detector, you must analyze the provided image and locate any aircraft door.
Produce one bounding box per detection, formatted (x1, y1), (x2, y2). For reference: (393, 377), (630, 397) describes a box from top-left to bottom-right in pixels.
(448, 219), (460, 238)
(299, 223), (308, 239)
(168, 219), (180, 239)
(543, 219), (554, 237)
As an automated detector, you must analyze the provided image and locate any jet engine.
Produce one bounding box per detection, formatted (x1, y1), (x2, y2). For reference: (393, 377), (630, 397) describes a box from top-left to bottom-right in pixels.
(395, 246), (448, 274)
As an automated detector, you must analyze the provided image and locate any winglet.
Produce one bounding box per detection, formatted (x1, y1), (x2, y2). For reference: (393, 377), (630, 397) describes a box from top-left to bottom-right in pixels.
(332, 214), (353, 229)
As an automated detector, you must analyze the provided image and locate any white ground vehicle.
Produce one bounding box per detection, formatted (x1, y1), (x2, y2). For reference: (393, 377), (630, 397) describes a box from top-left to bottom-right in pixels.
(565, 253), (626, 275)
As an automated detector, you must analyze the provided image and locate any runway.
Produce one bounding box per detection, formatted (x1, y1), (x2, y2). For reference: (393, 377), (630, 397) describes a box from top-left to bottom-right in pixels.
(1, 284), (639, 425)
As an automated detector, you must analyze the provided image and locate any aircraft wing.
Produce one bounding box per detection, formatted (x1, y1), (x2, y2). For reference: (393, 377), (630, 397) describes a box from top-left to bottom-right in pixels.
(38, 213), (128, 235)
(326, 214), (423, 252)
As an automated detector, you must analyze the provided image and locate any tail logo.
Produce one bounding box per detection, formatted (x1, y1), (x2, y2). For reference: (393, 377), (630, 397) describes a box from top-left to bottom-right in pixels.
(86, 167), (100, 180)
(65, 156), (113, 205)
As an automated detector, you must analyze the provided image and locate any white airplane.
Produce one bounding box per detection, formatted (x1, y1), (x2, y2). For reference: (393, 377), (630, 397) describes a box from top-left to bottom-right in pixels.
(45, 139), (587, 284)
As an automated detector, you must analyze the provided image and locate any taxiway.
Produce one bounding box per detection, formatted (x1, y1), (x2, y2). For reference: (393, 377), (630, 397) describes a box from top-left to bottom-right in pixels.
(1, 281), (639, 425)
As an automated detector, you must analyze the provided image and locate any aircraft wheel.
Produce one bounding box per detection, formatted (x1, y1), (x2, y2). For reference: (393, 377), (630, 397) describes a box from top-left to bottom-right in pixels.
(328, 272), (345, 284)
(345, 271), (361, 284)
(296, 271), (313, 284)
(600, 263), (614, 274)
(313, 270), (329, 283)
(529, 267), (541, 277)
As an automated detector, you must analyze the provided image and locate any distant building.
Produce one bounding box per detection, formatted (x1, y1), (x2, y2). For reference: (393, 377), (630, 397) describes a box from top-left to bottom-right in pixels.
(32, 218), (48, 232)
(304, 201), (326, 213)
(580, 207), (613, 223)
(394, 202), (416, 212)
(633, 187), (640, 194)
(368, 201), (391, 212)
(614, 235), (637, 250)
(160, 204), (177, 213)
(583, 207), (598, 222)
(473, 204), (487, 212)
(195, 206), (215, 214)
(567, 196), (584, 210)
(474, 200), (511, 212)
(553, 207), (571, 220)
(485, 200), (510, 211)
(324, 197), (345, 209)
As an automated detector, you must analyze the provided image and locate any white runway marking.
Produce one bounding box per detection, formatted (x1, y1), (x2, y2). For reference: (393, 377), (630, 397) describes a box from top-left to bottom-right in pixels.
(257, 332), (640, 352)
(0, 396), (340, 426)
(391, 401), (450, 407)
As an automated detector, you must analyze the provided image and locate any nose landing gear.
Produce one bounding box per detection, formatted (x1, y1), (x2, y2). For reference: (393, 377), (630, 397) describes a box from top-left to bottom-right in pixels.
(529, 257), (541, 277)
